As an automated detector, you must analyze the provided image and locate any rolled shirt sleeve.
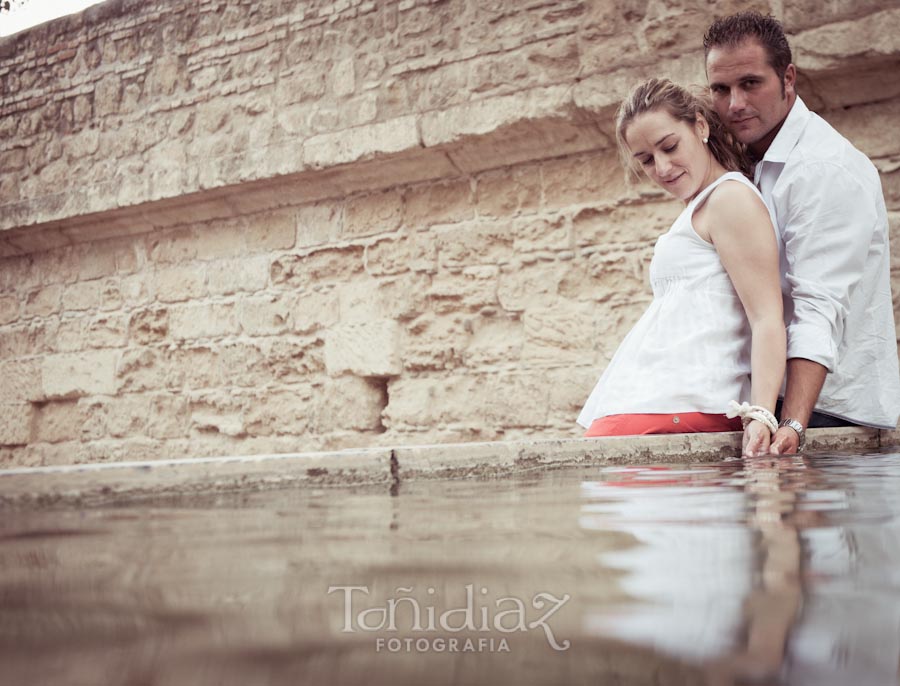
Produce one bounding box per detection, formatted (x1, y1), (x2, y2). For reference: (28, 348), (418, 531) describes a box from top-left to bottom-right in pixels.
(777, 162), (878, 372)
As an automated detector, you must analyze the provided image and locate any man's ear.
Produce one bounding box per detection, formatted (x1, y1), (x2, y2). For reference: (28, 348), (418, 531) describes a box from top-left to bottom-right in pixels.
(783, 63), (797, 98)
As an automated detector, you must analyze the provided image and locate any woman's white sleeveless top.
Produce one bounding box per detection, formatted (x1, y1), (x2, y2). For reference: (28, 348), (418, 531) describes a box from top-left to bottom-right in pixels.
(577, 172), (764, 427)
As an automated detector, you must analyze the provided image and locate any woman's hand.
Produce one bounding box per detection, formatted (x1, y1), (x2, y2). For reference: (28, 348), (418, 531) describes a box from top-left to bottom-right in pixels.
(743, 419), (772, 457)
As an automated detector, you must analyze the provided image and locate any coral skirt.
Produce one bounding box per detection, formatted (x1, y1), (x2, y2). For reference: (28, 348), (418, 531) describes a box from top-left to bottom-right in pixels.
(584, 412), (741, 437)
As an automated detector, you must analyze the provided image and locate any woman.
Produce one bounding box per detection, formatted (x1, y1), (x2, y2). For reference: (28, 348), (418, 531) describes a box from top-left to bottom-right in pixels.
(577, 78), (785, 456)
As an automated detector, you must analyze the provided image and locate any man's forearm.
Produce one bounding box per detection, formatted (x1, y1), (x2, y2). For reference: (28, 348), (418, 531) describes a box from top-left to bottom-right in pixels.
(780, 358), (828, 427)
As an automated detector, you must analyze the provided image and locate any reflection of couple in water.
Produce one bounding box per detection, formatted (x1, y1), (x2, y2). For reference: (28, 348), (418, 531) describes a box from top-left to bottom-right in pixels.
(583, 454), (900, 685)
(577, 11), (900, 456)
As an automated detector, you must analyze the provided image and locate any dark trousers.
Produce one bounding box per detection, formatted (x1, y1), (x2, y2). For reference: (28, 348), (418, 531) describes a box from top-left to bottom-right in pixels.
(774, 399), (856, 428)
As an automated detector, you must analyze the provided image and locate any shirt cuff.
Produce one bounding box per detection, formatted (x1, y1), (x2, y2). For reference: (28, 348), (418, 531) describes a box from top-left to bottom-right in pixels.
(786, 321), (838, 373)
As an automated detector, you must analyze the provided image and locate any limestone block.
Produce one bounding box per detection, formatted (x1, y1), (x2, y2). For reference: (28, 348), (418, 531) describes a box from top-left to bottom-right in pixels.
(244, 388), (315, 437)
(383, 374), (482, 429)
(642, 9), (717, 57)
(71, 242), (120, 281)
(0, 148), (26, 173)
(496, 260), (567, 311)
(542, 152), (629, 209)
(402, 313), (469, 371)
(370, 272), (431, 321)
(331, 57), (356, 97)
(365, 233), (437, 276)
(147, 53), (183, 96)
(146, 394), (190, 440)
(302, 115), (419, 168)
(475, 165), (541, 217)
(152, 264), (207, 303)
(429, 267), (500, 313)
(72, 93), (93, 125)
(42, 350), (119, 399)
(169, 302), (239, 341)
(825, 100), (900, 160)
(51, 313), (88, 353)
(344, 188), (403, 238)
(80, 395), (148, 440)
(84, 314), (129, 349)
(250, 337), (326, 385)
(62, 279), (103, 311)
(66, 127), (101, 159)
(77, 437), (165, 464)
(433, 220), (513, 269)
(275, 71), (327, 106)
(419, 84), (570, 146)
(522, 302), (597, 364)
(462, 314), (525, 367)
(559, 251), (651, 305)
(877, 167), (900, 211)
(0, 358), (42, 402)
(512, 214), (571, 252)
(0, 324), (47, 359)
(275, 101), (315, 137)
(404, 178), (474, 229)
(784, 0), (891, 31)
(573, 202), (681, 248)
(128, 307), (169, 344)
(32, 248), (79, 288)
(482, 372), (550, 427)
(147, 227), (199, 264)
(0, 255), (39, 294)
(314, 375), (387, 432)
(206, 256), (269, 295)
(239, 294), (294, 336)
(167, 345), (222, 391)
(293, 289), (340, 334)
(189, 391), (247, 437)
(270, 246), (365, 289)
(0, 295), (19, 324)
(245, 209), (297, 252)
(325, 320), (401, 377)
(189, 219), (250, 260)
(297, 202), (342, 248)
(546, 365), (598, 420)
(792, 8), (900, 72)
(33, 399), (85, 443)
(0, 403), (32, 446)
(116, 347), (167, 393)
(94, 72), (122, 117)
(587, 301), (651, 365)
(468, 50), (536, 96)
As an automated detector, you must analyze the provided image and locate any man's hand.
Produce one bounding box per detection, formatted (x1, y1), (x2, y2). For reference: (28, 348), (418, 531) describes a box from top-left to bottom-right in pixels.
(743, 419), (772, 457)
(769, 426), (800, 455)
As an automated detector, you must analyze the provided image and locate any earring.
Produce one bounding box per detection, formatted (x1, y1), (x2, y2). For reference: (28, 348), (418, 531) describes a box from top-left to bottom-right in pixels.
(703, 137), (709, 144)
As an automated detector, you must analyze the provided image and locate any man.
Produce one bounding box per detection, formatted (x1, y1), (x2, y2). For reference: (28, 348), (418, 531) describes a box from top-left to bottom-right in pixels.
(703, 11), (900, 454)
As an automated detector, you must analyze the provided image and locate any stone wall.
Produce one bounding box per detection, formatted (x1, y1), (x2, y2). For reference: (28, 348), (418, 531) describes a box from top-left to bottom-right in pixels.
(1, 0), (899, 466)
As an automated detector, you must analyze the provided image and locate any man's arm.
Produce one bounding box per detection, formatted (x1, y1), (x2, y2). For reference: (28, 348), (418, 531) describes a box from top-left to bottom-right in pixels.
(768, 161), (879, 454)
(769, 358), (827, 455)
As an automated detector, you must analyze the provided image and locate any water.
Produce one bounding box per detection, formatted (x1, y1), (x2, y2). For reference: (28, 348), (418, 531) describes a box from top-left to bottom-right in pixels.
(2, 451), (900, 685)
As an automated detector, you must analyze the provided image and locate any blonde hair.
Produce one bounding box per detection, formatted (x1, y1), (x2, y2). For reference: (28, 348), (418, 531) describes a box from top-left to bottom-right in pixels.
(615, 78), (752, 181)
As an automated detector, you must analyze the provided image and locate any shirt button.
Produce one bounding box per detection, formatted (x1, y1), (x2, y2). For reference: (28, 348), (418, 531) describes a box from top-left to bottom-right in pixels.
(672, 416), (680, 424)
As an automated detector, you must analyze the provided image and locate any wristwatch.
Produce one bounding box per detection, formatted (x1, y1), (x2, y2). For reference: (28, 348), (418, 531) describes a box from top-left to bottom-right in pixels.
(778, 418), (806, 449)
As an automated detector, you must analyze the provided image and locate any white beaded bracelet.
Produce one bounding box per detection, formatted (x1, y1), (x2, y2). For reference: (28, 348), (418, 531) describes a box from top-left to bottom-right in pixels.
(726, 400), (778, 434)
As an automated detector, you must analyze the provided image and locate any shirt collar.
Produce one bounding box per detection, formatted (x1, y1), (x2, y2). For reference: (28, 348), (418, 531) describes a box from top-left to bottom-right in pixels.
(759, 96), (810, 164)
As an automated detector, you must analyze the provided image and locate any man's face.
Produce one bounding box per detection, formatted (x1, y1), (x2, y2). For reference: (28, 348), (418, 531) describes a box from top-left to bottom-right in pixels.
(706, 38), (795, 157)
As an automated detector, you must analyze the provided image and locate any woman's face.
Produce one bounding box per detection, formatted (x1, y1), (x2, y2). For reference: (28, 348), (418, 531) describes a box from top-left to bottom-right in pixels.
(624, 109), (712, 203)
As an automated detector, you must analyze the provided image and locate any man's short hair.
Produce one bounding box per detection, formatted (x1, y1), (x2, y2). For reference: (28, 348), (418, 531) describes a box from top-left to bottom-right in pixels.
(703, 11), (793, 82)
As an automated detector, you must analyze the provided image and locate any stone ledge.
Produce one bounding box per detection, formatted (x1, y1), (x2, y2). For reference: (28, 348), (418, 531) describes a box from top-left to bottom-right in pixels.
(0, 426), (893, 508)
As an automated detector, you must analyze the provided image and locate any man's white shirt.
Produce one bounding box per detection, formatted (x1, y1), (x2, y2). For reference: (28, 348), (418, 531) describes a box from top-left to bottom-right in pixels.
(754, 97), (900, 428)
